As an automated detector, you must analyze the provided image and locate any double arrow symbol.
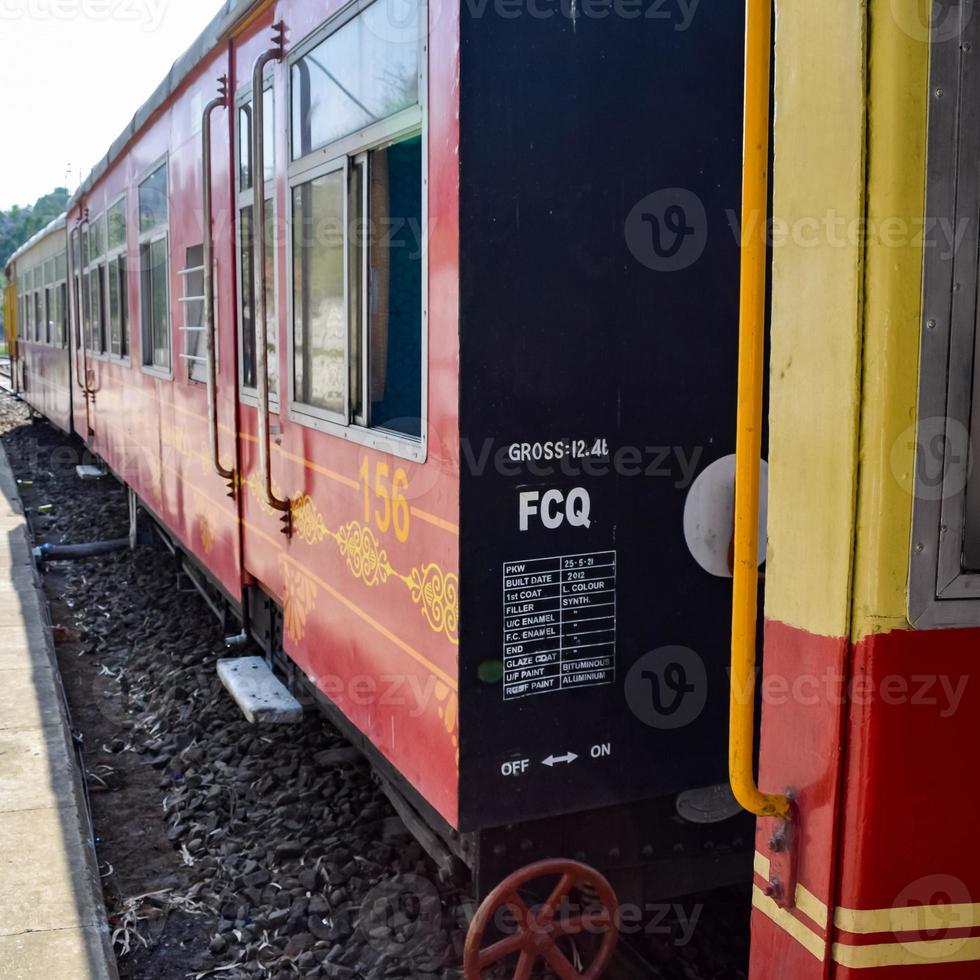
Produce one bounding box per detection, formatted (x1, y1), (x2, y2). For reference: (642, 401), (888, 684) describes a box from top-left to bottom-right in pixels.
(542, 752), (578, 768)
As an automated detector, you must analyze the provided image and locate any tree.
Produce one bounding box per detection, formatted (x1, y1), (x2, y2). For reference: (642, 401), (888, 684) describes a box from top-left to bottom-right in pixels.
(0, 187), (71, 272)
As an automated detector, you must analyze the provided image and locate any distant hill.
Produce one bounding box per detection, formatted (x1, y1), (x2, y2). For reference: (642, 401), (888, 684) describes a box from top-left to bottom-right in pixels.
(0, 188), (70, 275)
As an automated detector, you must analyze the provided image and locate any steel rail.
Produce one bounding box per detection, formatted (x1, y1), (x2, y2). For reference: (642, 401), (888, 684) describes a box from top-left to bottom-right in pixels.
(729, 0), (791, 820)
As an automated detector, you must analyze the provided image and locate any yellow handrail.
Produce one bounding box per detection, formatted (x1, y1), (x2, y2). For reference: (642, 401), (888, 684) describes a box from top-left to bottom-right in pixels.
(730, 0), (791, 821)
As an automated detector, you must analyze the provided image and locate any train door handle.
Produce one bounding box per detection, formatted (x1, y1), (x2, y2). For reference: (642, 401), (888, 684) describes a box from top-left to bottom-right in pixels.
(250, 24), (293, 536)
(202, 75), (236, 496)
(729, 0), (791, 822)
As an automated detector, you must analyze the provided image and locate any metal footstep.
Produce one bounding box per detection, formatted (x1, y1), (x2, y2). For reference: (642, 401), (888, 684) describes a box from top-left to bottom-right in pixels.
(217, 657), (303, 724)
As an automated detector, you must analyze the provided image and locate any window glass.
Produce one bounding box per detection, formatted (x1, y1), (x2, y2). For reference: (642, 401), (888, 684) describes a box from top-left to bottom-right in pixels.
(55, 252), (67, 281)
(239, 88), (275, 191)
(292, 169), (346, 414)
(139, 164), (168, 233)
(56, 282), (67, 347)
(44, 287), (53, 344)
(239, 203), (277, 393)
(290, 0), (419, 159)
(88, 268), (106, 352)
(107, 199), (127, 251)
(81, 271), (90, 347)
(141, 237), (170, 369)
(118, 257), (128, 357)
(44, 258), (55, 286)
(349, 158), (365, 420)
(33, 292), (42, 343)
(89, 216), (105, 261)
(368, 135), (422, 436)
(108, 261), (121, 356)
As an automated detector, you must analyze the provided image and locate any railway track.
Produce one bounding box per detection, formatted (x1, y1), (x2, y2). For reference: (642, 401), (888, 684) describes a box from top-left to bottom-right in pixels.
(0, 393), (750, 979)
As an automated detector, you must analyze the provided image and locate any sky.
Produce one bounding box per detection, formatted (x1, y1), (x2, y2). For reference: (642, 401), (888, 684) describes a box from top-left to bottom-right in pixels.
(0, 0), (227, 211)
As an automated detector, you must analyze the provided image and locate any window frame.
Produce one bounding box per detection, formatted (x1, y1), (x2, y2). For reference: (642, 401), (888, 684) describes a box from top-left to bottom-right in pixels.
(235, 79), (280, 410)
(137, 157), (173, 378)
(84, 211), (108, 357)
(910, 14), (980, 626)
(284, 0), (428, 464)
(105, 192), (130, 362)
(178, 243), (214, 384)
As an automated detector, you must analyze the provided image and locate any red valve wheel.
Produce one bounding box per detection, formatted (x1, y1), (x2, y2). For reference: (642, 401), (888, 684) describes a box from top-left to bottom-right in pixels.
(464, 859), (620, 980)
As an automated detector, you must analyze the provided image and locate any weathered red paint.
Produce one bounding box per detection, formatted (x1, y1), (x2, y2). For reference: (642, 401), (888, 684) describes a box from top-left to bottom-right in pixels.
(64, 0), (462, 827)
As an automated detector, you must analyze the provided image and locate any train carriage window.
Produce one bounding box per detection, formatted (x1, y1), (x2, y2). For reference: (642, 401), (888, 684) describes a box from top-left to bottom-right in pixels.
(33, 290), (42, 344)
(107, 199), (126, 252)
(43, 258), (55, 345)
(84, 214), (108, 354)
(239, 88), (275, 191)
(289, 0), (420, 160)
(138, 162), (171, 372)
(911, 12), (980, 625)
(287, 0), (424, 455)
(179, 244), (213, 384)
(106, 197), (128, 359)
(236, 84), (278, 398)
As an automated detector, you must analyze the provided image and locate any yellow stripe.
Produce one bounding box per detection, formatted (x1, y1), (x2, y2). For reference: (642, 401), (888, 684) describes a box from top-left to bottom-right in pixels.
(138, 450), (458, 692)
(833, 937), (980, 969)
(796, 885), (830, 931)
(166, 397), (459, 533)
(752, 852), (829, 929)
(752, 885), (826, 961)
(275, 545), (458, 693)
(410, 507), (459, 536)
(836, 903), (980, 936)
(764, 0), (868, 637)
(847, 0), (930, 640)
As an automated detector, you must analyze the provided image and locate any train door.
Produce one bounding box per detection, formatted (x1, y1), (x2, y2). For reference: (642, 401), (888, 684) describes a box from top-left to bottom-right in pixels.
(233, 13), (430, 610)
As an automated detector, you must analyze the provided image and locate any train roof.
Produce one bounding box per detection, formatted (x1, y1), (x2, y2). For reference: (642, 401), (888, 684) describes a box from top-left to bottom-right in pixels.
(4, 212), (67, 275)
(69, 0), (263, 210)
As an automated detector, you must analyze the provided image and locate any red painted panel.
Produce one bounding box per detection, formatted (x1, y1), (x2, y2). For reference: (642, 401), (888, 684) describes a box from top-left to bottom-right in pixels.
(66, 40), (244, 604)
(19, 341), (72, 433)
(65, 0), (462, 827)
(233, 0), (461, 827)
(831, 626), (980, 979)
(749, 619), (849, 979)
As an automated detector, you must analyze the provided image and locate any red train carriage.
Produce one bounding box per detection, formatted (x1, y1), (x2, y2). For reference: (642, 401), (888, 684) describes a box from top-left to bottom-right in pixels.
(45, 0), (754, 909)
(12, 0), (980, 978)
(5, 215), (72, 431)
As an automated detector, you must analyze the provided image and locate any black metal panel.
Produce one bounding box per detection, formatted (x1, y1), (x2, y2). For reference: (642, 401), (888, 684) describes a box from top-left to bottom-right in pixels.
(458, 6), (748, 831)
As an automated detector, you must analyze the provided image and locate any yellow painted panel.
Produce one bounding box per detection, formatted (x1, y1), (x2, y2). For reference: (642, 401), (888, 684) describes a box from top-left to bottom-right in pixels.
(764, 0), (868, 637)
(848, 1), (930, 642)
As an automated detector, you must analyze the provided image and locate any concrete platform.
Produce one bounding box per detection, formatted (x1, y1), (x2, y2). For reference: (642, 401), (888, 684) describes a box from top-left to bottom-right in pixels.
(0, 444), (117, 979)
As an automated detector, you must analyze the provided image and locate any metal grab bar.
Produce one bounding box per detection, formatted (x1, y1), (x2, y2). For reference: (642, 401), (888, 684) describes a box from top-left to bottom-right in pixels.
(69, 220), (90, 395)
(251, 23), (292, 534)
(68, 216), (95, 437)
(202, 75), (236, 496)
(729, 0), (791, 821)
